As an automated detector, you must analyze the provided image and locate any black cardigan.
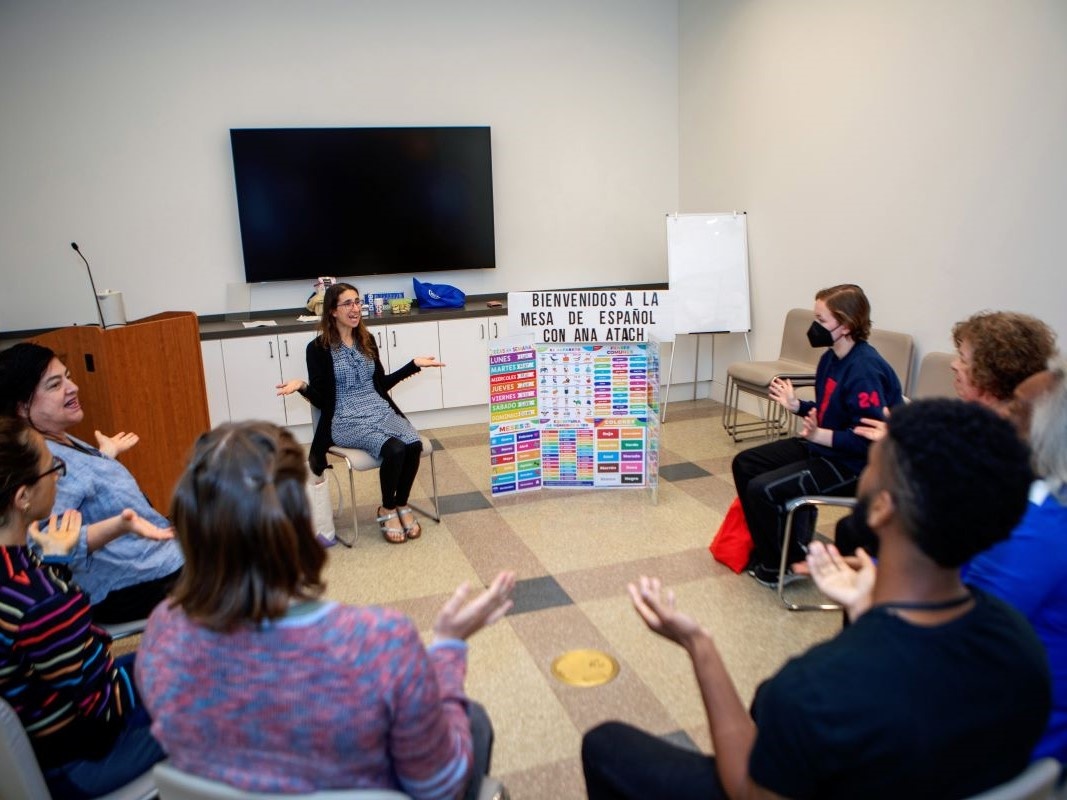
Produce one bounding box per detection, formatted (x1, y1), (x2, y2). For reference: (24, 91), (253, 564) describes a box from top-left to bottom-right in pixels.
(299, 335), (421, 476)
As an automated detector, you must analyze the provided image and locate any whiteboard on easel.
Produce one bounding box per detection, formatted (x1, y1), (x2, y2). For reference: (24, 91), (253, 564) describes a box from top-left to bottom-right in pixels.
(666, 212), (751, 335)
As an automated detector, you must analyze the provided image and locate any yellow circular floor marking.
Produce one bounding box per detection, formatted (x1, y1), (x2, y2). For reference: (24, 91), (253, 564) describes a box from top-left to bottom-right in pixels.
(551, 649), (620, 687)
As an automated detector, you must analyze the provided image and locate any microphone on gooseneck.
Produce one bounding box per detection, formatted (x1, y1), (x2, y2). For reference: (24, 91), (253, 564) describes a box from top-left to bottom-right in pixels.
(71, 242), (106, 328)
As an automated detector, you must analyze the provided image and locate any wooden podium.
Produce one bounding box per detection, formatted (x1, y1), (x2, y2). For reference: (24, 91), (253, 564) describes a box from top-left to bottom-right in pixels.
(31, 311), (210, 512)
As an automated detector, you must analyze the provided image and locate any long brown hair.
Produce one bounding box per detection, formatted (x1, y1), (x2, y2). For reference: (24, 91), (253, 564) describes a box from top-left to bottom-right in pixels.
(168, 422), (326, 632)
(317, 282), (376, 359)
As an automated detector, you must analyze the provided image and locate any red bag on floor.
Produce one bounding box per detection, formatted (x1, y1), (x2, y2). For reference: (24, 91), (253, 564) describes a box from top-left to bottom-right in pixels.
(709, 497), (753, 574)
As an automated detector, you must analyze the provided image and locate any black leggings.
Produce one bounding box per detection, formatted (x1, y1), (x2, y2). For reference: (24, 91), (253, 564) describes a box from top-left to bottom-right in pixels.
(378, 437), (423, 508)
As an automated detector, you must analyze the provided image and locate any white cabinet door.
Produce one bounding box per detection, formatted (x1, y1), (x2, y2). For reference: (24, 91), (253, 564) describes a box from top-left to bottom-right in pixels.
(201, 340), (230, 427)
(221, 335), (288, 426)
(487, 316), (509, 341)
(383, 321), (443, 413)
(439, 317), (491, 408)
(279, 331), (316, 426)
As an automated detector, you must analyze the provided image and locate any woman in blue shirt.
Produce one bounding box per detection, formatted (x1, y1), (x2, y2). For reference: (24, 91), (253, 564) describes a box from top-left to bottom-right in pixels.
(0, 342), (181, 623)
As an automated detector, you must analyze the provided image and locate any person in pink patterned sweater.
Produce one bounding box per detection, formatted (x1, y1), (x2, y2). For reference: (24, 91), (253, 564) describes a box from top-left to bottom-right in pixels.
(136, 421), (514, 799)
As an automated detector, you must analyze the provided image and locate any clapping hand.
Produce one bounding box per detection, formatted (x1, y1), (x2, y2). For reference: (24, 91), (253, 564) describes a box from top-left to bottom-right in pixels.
(94, 430), (140, 458)
(799, 408), (819, 439)
(433, 571), (516, 642)
(29, 509), (83, 556)
(628, 576), (705, 650)
(806, 541), (876, 619)
(768, 377), (799, 413)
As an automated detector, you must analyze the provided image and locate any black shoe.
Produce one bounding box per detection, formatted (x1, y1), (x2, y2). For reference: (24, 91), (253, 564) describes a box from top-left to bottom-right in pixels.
(747, 564), (804, 589)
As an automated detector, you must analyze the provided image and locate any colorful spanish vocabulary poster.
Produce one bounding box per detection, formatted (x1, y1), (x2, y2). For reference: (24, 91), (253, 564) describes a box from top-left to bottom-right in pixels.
(489, 340), (541, 494)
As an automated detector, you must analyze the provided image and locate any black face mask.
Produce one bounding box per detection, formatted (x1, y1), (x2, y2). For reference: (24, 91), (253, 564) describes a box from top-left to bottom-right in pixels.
(806, 320), (838, 348)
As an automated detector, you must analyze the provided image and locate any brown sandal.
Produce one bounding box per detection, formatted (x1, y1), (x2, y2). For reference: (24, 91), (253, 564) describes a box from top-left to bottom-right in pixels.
(377, 508), (405, 544)
(398, 506), (422, 540)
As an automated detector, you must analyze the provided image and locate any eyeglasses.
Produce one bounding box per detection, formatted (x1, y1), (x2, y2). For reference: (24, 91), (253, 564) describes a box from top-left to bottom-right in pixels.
(32, 456), (66, 483)
(336, 299), (362, 310)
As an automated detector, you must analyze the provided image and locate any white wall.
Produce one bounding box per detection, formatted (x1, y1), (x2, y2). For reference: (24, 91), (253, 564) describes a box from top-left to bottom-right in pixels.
(680, 0), (1067, 396)
(0, 0), (678, 332)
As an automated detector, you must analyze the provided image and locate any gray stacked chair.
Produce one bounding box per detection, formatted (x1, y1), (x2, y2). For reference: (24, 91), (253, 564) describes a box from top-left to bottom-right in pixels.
(722, 308), (820, 442)
(0, 696), (158, 800)
(153, 762), (510, 800)
(912, 351), (956, 400)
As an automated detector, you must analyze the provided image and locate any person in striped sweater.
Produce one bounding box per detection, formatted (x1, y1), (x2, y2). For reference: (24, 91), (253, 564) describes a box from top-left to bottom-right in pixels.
(137, 421), (515, 799)
(0, 416), (164, 798)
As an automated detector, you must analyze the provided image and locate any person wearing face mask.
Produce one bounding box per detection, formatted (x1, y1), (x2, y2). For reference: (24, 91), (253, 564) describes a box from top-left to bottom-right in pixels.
(730, 284), (903, 587)
(277, 282), (444, 545)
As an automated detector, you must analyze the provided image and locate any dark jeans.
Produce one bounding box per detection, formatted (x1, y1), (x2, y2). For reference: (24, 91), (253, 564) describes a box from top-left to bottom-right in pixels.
(731, 438), (858, 571)
(582, 721), (728, 800)
(43, 654), (165, 799)
(465, 701), (494, 800)
(91, 569), (181, 625)
(379, 437), (423, 507)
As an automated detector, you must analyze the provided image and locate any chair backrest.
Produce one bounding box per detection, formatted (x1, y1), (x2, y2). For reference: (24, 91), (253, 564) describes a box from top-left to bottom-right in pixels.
(868, 327), (916, 397)
(154, 763), (412, 800)
(963, 758), (1062, 800)
(1, 695), (159, 800)
(0, 696), (51, 800)
(913, 351), (957, 400)
(779, 308), (820, 365)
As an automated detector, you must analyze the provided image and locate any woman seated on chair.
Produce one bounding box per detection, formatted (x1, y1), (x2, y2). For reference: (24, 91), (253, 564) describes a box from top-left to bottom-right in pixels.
(835, 309), (1058, 557)
(137, 421), (515, 798)
(731, 284), (903, 588)
(0, 416), (165, 799)
(0, 343), (182, 624)
(278, 282), (444, 544)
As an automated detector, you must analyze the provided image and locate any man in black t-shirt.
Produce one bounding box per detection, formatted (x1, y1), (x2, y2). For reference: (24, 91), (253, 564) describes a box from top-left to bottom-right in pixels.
(582, 399), (1051, 800)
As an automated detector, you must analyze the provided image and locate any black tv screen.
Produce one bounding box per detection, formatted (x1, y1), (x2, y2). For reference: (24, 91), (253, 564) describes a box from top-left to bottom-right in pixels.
(230, 126), (496, 282)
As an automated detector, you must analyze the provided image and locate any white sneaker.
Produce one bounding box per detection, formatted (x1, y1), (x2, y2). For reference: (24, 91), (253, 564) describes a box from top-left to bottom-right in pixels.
(306, 476), (336, 547)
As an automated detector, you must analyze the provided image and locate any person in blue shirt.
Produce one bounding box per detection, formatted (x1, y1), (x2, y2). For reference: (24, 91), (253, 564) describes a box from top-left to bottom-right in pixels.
(731, 284), (903, 587)
(0, 343), (181, 623)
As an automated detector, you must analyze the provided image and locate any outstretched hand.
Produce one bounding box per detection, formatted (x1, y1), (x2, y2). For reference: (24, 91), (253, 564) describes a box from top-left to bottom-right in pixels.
(29, 509), (83, 556)
(121, 509), (175, 541)
(94, 430), (140, 458)
(806, 541), (876, 619)
(433, 570), (516, 642)
(628, 576), (706, 650)
(276, 379), (306, 396)
(415, 356), (445, 369)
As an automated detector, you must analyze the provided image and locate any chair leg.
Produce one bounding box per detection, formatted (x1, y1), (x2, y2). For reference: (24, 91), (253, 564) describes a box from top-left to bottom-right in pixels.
(345, 463), (359, 545)
(778, 496), (848, 612)
(408, 449), (441, 524)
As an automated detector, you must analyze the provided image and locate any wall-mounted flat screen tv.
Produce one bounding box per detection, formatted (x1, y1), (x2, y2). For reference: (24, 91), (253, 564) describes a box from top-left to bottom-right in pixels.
(230, 126), (496, 283)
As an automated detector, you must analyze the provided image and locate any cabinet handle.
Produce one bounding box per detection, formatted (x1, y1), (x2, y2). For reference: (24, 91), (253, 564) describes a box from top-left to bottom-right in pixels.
(480, 323), (486, 340)
(493, 322), (499, 338)
(391, 331), (397, 348)
(268, 340), (274, 359)
(376, 331), (383, 349)
(283, 339), (290, 358)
